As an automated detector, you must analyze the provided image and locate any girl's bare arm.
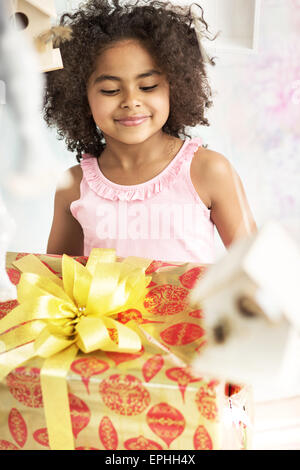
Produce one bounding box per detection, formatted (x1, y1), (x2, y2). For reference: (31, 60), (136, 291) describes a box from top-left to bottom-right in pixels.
(47, 165), (84, 256)
(203, 151), (257, 248)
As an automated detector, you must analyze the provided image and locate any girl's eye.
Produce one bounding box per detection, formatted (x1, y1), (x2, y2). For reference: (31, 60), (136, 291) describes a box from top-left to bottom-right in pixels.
(140, 85), (158, 91)
(100, 85), (158, 95)
(100, 89), (119, 95)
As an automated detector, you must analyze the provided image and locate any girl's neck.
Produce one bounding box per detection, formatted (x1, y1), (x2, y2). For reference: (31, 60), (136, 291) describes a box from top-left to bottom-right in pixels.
(99, 132), (182, 171)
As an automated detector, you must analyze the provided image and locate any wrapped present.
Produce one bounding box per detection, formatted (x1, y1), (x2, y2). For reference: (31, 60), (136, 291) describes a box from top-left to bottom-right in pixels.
(0, 250), (253, 450)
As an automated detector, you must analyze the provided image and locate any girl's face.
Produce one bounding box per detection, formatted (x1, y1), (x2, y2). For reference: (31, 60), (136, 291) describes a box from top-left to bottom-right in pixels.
(87, 39), (170, 147)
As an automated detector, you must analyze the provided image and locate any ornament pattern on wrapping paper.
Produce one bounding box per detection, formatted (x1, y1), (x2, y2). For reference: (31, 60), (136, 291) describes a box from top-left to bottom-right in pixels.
(145, 261), (178, 274)
(105, 346), (145, 366)
(193, 425), (213, 450)
(117, 308), (143, 324)
(16, 252), (65, 276)
(146, 280), (157, 288)
(43, 254), (61, 258)
(99, 416), (118, 450)
(116, 308), (164, 326)
(6, 367), (43, 408)
(15, 253), (30, 261)
(76, 446), (100, 450)
(124, 435), (163, 450)
(195, 384), (218, 421)
(68, 393), (91, 439)
(0, 440), (19, 450)
(195, 340), (207, 353)
(6, 268), (21, 286)
(107, 327), (118, 344)
(0, 408), (28, 450)
(189, 309), (204, 319)
(0, 299), (19, 320)
(165, 367), (202, 402)
(99, 374), (151, 416)
(70, 357), (109, 394)
(160, 322), (205, 346)
(179, 267), (207, 289)
(8, 408), (27, 448)
(30, 395), (91, 445)
(39, 261), (61, 278)
(32, 393), (91, 448)
(33, 428), (49, 448)
(146, 402), (185, 448)
(144, 285), (190, 316)
(142, 354), (164, 383)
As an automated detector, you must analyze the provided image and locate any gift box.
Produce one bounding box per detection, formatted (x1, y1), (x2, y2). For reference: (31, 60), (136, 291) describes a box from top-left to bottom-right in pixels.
(0, 251), (253, 450)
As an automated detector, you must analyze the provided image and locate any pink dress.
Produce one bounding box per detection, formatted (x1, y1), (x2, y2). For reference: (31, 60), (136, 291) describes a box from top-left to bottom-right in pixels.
(70, 137), (215, 263)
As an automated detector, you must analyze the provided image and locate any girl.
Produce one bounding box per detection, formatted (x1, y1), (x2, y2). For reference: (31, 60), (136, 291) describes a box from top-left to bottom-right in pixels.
(45, 0), (256, 263)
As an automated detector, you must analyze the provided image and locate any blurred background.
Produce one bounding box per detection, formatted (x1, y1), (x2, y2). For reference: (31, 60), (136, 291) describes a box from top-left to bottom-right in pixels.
(1, 0), (299, 258)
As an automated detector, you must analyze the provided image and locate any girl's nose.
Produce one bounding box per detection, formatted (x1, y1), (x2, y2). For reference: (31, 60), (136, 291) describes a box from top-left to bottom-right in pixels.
(120, 89), (142, 109)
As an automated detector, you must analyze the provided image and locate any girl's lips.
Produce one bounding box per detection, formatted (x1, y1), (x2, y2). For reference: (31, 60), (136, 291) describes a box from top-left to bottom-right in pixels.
(116, 117), (149, 127)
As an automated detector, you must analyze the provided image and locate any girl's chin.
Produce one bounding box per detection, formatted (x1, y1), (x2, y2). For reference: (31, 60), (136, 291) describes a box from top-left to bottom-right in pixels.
(105, 132), (159, 145)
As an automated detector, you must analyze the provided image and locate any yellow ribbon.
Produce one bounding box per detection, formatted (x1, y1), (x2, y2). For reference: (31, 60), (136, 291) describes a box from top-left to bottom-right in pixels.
(0, 248), (152, 450)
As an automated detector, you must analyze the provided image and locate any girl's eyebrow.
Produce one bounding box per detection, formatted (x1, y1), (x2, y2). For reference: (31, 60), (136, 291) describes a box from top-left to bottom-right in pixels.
(93, 69), (162, 85)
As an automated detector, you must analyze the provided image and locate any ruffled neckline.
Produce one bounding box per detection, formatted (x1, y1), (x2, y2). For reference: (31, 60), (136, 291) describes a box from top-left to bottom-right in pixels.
(81, 137), (203, 201)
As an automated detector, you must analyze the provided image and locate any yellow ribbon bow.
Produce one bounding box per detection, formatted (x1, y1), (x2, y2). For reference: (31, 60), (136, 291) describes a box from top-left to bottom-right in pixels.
(0, 248), (152, 450)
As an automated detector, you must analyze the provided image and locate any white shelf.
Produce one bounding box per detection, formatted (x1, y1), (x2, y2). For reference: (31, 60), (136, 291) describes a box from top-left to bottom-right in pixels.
(207, 35), (257, 54)
(177, 0), (261, 54)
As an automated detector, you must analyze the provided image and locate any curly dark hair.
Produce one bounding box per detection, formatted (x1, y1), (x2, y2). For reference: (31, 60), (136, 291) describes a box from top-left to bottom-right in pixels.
(43, 0), (218, 162)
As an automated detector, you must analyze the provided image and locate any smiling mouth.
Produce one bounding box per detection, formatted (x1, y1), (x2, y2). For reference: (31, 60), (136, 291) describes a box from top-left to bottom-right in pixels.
(115, 116), (150, 127)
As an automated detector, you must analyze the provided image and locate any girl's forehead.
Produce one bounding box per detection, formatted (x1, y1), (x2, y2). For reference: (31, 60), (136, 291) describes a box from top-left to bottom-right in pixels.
(94, 39), (159, 73)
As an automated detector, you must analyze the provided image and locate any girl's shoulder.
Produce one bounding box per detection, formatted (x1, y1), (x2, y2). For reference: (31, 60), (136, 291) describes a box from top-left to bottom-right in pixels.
(192, 146), (233, 186)
(56, 164), (83, 213)
(191, 146), (233, 209)
(193, 146), (230, 169)
(68, 163), (83, 184)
